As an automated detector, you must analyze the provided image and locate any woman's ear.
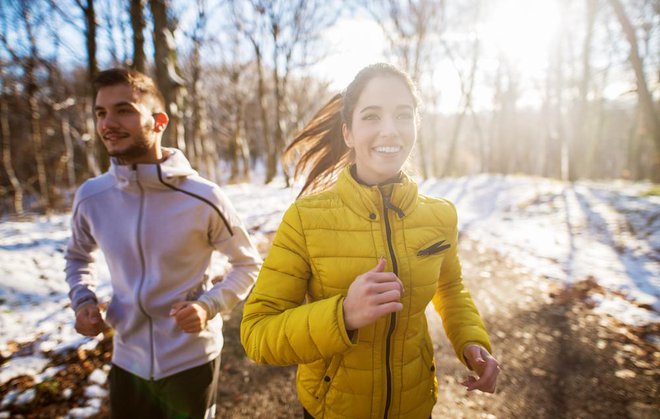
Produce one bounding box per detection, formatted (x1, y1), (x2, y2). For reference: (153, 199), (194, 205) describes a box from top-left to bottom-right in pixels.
(342, 123), (353, 148)
(152, 112), (169, 132)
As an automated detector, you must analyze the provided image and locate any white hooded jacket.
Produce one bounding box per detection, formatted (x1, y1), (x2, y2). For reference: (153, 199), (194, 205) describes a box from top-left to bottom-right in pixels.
(64, 148), (262, 379)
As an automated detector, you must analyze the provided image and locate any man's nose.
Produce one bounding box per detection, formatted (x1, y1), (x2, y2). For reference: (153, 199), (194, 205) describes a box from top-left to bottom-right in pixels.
(100, 113), (119, 131)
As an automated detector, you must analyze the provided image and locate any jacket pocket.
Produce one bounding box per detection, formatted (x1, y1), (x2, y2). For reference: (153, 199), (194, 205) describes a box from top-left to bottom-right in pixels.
(421, 334), (436, 375)
(314, 355), (342, 401)
(420, 333), (438, 401)
(417, 239), (451, 256)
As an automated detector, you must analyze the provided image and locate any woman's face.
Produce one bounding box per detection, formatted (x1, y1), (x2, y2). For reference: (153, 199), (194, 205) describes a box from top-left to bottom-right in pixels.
(342, 76), (417, 185)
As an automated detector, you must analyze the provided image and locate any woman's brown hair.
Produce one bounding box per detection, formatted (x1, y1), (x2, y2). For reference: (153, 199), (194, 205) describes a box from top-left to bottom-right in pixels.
(284, 63), (420, 197)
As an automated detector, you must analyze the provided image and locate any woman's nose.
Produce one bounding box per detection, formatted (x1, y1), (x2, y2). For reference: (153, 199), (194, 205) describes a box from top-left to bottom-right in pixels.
(381, 116), (399, 136)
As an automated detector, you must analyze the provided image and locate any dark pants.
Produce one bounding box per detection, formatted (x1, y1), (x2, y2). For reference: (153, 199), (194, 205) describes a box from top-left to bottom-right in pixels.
(109, 357), (220, 419)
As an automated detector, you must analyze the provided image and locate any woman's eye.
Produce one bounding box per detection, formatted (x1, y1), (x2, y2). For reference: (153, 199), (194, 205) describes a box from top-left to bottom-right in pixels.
(397, 112), (413, 120)
(363, 114), (380, 121)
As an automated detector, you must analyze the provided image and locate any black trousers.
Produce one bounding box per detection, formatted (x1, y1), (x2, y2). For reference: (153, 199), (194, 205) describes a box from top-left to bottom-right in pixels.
(109, 357), (220, 419)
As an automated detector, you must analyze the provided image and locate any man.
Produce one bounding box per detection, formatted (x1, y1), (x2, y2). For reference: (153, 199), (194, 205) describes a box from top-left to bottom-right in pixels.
(64, 68), (262, 418)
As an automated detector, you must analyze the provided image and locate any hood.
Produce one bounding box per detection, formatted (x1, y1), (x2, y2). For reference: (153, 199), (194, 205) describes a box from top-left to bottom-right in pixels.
(109, 148), (198, 190)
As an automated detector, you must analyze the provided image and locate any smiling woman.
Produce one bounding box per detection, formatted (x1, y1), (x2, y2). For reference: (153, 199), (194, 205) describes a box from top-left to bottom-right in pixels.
(241, 63), (498, 419)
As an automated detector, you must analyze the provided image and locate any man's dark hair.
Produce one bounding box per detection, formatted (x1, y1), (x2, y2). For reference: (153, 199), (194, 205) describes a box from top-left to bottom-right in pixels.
(93, 68), (165, 112)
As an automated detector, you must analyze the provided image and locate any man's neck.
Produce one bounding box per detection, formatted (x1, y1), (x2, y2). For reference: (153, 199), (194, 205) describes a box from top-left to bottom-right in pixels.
(117, 148), (171, 165)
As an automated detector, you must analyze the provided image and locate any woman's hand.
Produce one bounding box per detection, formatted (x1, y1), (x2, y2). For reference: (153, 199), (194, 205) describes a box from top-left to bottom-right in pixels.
(461, 344), (500, 393)
(343, 257), (404, 331)
(170, 301), (210, 333)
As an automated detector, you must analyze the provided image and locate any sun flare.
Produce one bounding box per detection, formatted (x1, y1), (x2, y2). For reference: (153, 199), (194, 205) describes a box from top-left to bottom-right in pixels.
(481, 0), (561, 76)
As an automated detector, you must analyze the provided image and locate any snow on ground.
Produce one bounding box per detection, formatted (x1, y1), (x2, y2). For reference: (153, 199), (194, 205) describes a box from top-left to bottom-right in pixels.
(419, 175), (660, 324)
(0, 174), (658, 415)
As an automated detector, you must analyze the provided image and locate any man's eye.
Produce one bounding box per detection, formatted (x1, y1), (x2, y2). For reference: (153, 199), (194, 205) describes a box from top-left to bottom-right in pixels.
(95, 112), (105, 119)
(118, 108), (133, 114)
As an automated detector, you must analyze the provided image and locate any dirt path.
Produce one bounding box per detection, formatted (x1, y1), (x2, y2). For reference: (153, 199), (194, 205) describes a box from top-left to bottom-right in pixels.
(216, 237), (659, 419)
(2, 236), (657, 418)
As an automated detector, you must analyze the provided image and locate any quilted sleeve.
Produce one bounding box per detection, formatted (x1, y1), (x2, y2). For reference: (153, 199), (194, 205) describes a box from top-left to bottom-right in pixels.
(240, 203), (355, 366)
(431, 200), (492, 365)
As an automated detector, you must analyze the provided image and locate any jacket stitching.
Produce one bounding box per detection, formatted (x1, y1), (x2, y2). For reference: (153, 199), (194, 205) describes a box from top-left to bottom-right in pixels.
(156, 165), (234, 236)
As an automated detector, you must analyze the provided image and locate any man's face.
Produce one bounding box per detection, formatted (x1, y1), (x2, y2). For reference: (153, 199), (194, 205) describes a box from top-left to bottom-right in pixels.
(94, 84), (164, 164)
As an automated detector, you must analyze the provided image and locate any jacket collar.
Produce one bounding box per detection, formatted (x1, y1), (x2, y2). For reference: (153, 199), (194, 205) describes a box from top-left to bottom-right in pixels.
(109, 148), (198, 190)
(334, 165), (418, 221)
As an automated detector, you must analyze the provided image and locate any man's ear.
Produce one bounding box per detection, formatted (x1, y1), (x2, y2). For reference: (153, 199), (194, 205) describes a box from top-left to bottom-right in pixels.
(153, 112), (169, 132)
(342, 123), (353, 148)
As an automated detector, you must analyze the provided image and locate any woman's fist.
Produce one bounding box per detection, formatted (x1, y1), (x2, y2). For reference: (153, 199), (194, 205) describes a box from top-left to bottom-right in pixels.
(343, 257), (404, 331)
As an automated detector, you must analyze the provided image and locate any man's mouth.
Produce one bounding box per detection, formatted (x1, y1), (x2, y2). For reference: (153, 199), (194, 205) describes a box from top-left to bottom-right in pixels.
(103, 132), (128, 141)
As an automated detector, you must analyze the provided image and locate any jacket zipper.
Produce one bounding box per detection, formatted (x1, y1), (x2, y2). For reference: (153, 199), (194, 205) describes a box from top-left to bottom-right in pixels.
(380, 187), (399, 419)
(134, 166), (155, 379)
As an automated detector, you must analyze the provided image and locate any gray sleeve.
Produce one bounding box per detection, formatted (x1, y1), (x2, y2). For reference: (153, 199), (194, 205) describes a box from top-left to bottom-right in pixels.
(64, 202), (99, 312)
(197, 189), (262, 317)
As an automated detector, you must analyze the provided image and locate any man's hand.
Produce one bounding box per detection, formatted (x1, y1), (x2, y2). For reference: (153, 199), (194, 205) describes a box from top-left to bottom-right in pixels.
(170, 301), (210, 333)
(461, 344), (500, 393)
(75, 303), (105, 337)
(343, 257), (404, 331)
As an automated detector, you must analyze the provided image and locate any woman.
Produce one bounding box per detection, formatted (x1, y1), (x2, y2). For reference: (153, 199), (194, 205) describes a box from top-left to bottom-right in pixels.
(241, 63), (499, 419)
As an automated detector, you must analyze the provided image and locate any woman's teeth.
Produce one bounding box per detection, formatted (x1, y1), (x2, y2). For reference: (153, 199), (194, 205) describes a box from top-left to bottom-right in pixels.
(373, 146), (401, 154)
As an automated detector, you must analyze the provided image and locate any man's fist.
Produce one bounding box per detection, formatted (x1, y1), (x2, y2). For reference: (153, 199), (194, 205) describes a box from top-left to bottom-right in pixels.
(75, 303), (106, 337)
(170, 301), (210, 333)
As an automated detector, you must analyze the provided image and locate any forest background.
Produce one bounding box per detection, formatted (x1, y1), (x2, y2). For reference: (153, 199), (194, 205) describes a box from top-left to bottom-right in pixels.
(0, 0), (658, 217)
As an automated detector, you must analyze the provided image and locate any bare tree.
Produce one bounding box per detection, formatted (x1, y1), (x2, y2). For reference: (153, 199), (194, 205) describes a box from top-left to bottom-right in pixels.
(608, 0), (660, 180)
(183, 0), (220, 181)
(0, 70), (24, 215)
(130, 0), (147, 71)
(48, 0), (104, 175)
(18, 0), (51, 210)
(361, 0), (446, 178)
(439, 2), (481, 176)
(233, 0), (337, 184)
(150, 0), (186, 149)
(224, 36), (252, 183)
(231, 0), (272, 182)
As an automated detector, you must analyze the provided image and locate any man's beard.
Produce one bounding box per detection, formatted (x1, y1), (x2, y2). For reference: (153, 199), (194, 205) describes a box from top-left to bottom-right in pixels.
(105, 125), (153, 161)
(107, 137), (150, 160)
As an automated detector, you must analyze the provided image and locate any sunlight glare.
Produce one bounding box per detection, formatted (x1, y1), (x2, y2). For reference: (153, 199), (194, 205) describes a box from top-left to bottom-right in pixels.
(481, 0), (561, 77)
(314, 17), (387, 90)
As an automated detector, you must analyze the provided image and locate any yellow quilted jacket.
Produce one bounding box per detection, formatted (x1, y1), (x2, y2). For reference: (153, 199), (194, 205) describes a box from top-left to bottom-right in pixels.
(241, 167), (491, 418)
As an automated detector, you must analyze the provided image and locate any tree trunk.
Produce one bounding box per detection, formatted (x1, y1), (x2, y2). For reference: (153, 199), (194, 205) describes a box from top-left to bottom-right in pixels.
(130, 0), (147, 72)
(150, 0), (186, 150)
(442, 34), (479, 177)
(81, 0), (107, 173)
(575, 0), (597, 179)
(251, 42), (272, 184)
(21, 1), (50, 210)
(268, 53), (282, 184)
(84, 97), (102, 176)
(608, 0), (660, 180)
(61, 114), (76, 191)
(84, 0), (98, 89)
(0, 93), (23, 214)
